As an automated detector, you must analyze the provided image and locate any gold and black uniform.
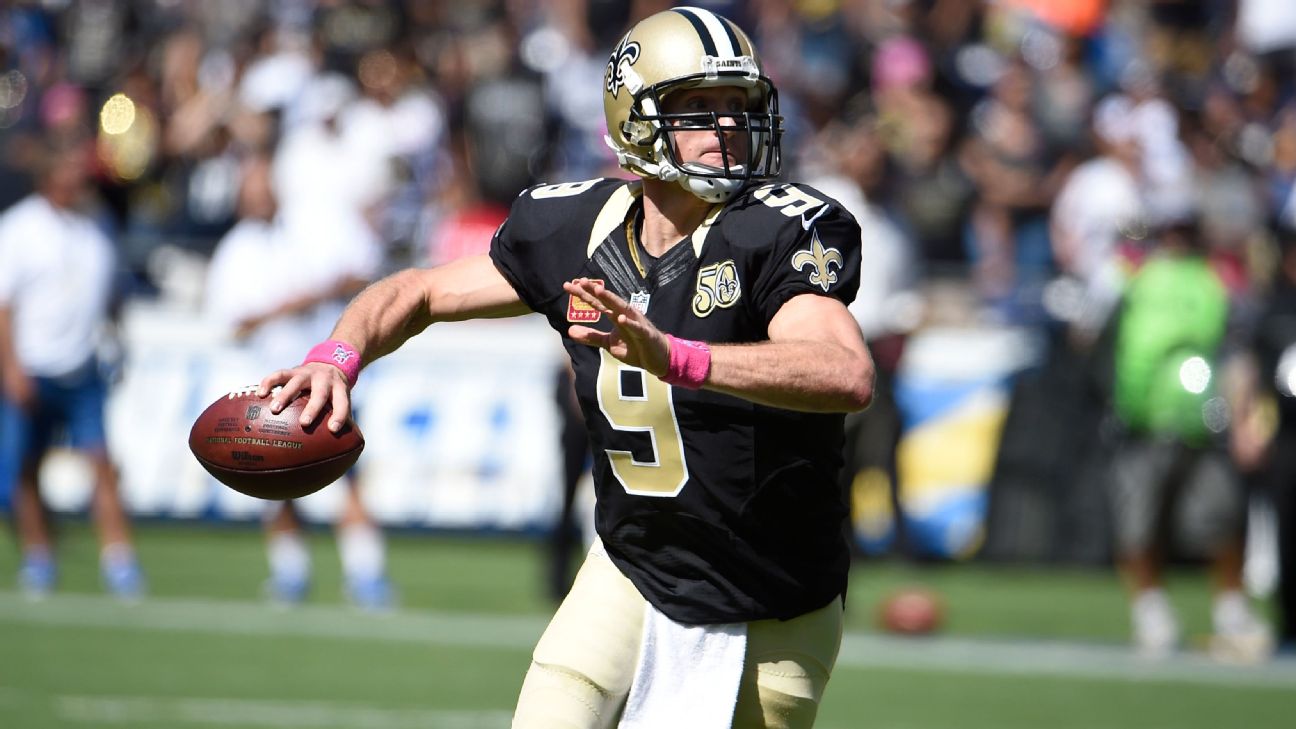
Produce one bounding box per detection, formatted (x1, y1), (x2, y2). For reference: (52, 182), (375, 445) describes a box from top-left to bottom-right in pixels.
(490, 177), (862, 624)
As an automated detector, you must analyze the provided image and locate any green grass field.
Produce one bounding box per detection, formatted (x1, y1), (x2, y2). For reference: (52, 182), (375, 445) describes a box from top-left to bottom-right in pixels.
(2, 521), (1293, 728)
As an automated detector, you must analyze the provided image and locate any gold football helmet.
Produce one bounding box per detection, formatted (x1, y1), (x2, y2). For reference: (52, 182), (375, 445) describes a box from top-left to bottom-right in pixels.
(603, 7), (782, 203)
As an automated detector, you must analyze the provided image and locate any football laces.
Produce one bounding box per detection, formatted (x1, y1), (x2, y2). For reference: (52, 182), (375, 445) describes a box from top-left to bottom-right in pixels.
(225, 385), (281, 399)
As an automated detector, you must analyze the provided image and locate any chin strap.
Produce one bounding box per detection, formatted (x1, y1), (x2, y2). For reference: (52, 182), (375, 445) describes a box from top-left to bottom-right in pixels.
(678, 175), (743, 203)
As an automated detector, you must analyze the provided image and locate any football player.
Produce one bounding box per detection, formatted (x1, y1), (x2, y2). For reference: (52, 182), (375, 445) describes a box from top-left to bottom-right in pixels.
(259, 7), (873, 728)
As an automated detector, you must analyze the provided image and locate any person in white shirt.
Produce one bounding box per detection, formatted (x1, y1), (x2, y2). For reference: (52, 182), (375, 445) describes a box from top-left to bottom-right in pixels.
(1049, 95), (1148, 342)
(0, 138), (144, 600)
(204, 152), (393, 610)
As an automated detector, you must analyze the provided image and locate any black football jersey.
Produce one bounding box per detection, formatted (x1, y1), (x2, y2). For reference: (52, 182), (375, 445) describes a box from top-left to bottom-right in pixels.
(490, 178), (862, 624)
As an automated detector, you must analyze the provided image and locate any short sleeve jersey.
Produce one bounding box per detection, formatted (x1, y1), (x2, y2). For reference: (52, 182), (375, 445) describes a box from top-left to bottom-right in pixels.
(491, 178), (862, 624)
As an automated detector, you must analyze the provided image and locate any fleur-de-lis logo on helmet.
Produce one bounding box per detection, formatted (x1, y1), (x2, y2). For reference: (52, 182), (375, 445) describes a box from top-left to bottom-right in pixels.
(791, 230), (844, 292)
(605, 35), (641, 99)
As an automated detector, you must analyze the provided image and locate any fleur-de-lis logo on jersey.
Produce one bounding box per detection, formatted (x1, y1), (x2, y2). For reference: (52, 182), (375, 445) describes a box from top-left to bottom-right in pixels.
(791, 230), (844, 292)
(605, 34), (641, 99)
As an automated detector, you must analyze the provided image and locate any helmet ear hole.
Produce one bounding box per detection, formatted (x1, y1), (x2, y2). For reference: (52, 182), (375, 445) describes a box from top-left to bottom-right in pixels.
(622, 121), (654, 145)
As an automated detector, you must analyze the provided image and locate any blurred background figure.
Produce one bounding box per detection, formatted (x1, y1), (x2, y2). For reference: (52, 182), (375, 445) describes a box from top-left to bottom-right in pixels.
(868, 39), (971, 277)
(1049, 94), (1147, 346)
(960, 57), (1075, 325)
(0, 135), (143, 601)
(1107, 207), (1270, 661)
(204, 151), (393, 611)
(804, 106), (921, 556)
(547, 361), (590, 602)
(1231, 226), (1296, 654)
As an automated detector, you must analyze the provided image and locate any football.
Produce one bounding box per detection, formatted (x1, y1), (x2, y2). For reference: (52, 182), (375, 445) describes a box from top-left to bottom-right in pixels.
(188, 386), (364, 500)
(877, 587), (944, 636)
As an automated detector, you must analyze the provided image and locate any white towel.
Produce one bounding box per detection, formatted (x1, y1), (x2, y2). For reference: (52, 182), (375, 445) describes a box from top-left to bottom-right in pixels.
(618, 601), (747, 728)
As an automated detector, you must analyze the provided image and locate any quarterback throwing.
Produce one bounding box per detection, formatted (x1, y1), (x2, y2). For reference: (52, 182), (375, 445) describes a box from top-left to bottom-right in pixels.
(260, 7), (873, 728)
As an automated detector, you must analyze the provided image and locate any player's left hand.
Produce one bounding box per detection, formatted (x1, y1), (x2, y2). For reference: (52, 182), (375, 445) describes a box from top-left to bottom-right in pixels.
(564, 278), (669, 377)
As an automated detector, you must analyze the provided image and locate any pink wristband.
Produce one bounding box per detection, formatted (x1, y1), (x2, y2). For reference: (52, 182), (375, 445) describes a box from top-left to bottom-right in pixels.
(302, 339), (362, 386)
(662, 334), (711, 389)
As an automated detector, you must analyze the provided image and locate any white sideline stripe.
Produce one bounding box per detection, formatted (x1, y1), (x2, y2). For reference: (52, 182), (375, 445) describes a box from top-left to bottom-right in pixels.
(2, 592), (1295, 690)
(55, 695), (511, 728)
(0, 591), (547, 650)
(837, 633), (1296, 690)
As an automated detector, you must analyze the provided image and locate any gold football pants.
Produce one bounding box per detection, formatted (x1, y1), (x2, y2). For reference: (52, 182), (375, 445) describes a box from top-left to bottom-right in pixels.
(512, 544), (843, 728)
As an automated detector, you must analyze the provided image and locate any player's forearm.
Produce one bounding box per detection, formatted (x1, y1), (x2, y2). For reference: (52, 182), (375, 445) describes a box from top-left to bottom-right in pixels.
(704, 340), (874, 413)
(329, 269), (435, 365)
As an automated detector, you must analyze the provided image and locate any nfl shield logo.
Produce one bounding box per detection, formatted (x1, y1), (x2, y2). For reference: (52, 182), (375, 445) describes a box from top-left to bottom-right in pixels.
(629, 291), (651, 314)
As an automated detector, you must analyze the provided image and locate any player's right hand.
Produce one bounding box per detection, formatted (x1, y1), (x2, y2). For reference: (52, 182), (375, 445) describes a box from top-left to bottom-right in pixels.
(258, 362), (352, 433)
(563, 278), (669, 377)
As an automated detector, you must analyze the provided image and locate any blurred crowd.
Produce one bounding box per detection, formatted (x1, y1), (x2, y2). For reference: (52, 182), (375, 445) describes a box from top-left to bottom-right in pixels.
(0, 1), (1288, 337)
(0, 0), (1291, 330)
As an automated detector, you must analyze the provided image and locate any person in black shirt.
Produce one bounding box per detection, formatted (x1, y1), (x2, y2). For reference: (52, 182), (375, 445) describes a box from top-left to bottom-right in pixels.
(1233, 228), (1296, 651)
(257, 8), (873, 727)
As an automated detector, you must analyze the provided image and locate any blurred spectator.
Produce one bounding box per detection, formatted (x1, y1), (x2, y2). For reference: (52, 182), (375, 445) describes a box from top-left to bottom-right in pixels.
(1107, 68), (1195, 229)
(421, 128), (510, 266)
(805, 109), (921, 555)
(274, 72), (388, 220)
(458, 64), (549, 205)
(151, 28), (244, 256)
(1268, 105), (1296, 233)
(204, 153), (394, 610)
(1230, 227), (1296, 652)
(960, 58), (1074, 322)
(881, 89), (974, 269)
(872, 34), (936, 124)
(1235, 0), (1296, 66)
(1236, 1), (1296, 151)
(1106, 210), (1271, 661)
(862, 34), (975, 268)
(1031, 30), (1096, 153)
(1141, 0), (1220, 96)
(419, 9), (542, 263)
(1048, 95), (1146, 343)
(346, 46), (446, 259)
(0, 136), (143, 601)
(548, 360), (591, 602)
(523, 0), (631, 182)
(237, 23), (317, 117)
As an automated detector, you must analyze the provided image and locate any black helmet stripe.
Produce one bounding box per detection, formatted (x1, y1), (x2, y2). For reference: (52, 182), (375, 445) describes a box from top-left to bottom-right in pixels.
(672, 6), (738, 58)
(713, 13), (743, 57)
